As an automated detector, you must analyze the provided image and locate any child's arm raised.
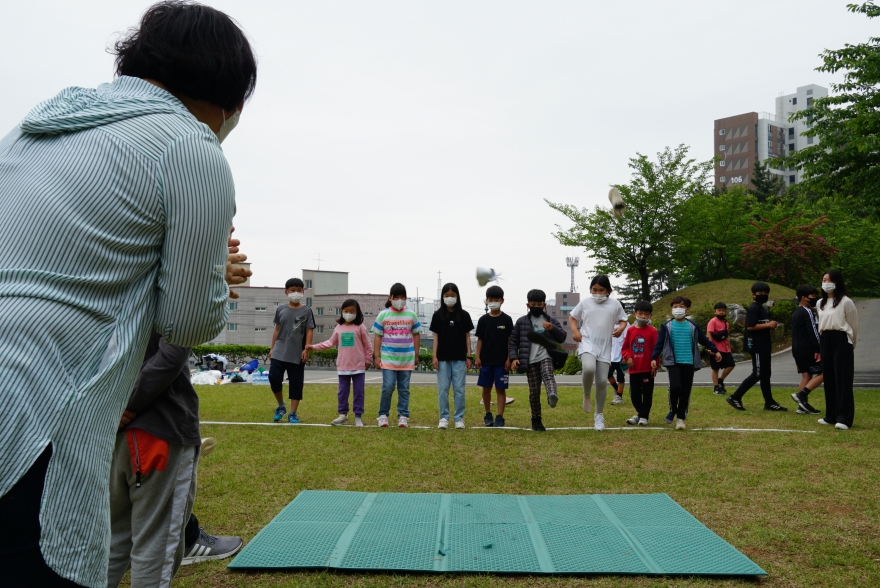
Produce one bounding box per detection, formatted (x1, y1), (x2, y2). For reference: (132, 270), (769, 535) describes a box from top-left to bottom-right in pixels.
(308, 329), (338, 351)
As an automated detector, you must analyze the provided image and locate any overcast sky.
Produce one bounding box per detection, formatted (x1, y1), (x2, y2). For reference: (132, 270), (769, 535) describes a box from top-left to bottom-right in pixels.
(1, 1), (873, 316)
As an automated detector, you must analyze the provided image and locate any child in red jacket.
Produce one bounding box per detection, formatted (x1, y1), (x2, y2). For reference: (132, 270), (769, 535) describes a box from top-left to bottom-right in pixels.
(620, 300), (658, 426)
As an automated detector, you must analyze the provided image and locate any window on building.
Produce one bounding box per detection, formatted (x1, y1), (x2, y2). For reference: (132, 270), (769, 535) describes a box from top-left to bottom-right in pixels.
(255, 327), (266, 332)
(792, 97), (797, 105)
(562, 294), (567, 299)
(807, 136), (814, 145)
(719, 145), (725, 151)
(719, 161), (725, 167)
(305, 279), (313, 289)
(317, 307), (324, 315)
(316, 325), (324, 334)
(274, 302), (280, 306)
(720, 176), (727, 182)
(789, 143), (795, 151)
(228, 323), (237, 331)
(255, 306), (266, 311)
(306, 297), (312, 306)
(789, 175), (796, 184)
(807, 89), (813, 95)
(788, 128), (794, 138)
(228, 302), (238, 310)
(807, 97), (813, 107)
(719, 129), (726, 135)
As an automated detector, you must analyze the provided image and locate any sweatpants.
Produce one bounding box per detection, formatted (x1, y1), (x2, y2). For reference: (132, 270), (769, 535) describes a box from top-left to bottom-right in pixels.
(580, 352), (610, 414)
(629, 373), (655, 420)
(268, 359), (305, 400)
(107, 431), (198, 588)
(338, 373), (366, 416)
(527, 358), (557, 420)
(732, 351), (773, 404)
(667, 363), (695, 420)
(821, 330), (855, 427)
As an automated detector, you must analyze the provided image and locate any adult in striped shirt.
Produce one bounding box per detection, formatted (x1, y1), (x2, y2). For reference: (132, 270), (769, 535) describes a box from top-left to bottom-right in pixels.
(0, 3), (256, 587)
(372, 283), (422, 428)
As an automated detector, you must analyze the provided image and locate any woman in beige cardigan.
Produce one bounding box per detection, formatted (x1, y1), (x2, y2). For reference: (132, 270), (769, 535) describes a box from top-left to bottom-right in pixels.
(817, 269), (859, 430)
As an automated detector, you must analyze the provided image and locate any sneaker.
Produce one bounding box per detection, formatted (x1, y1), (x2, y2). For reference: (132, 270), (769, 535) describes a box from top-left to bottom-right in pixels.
(611, 394), (624, 405)
(818, 418), (834, 426)
(791, 392), (810, 412)
(331, 414), (348, 426)
(547, 391), (558, 408)
(625, 415), (639, 426)
(494, 414), (506, 427)
(438, 418), (449, 430)
(764, 403), (788, 412)
(181, 528), (243, 566)
(803, 401), (821, 415)
(455, 420), (465, 429)
(638, 418), (648, 426)
(398, 416), (409, 428)
(483, 412), (494, 427)
(273, 406), (287, 422)
(719, 382), (727, 393)
(665, 410), (675, 424)
(835, 423), (849, 430)
(796, 407), (809, 414)
(675, 418), (686, 430)
(288, 412), (300, 423)
(377, 415), (389, 427)
(713, 386), (725, 395)
(594, 413), (606, 431)
(200, 437), (217, 458)
(531, 418), (546, 431)
(726, 396), (745, 411)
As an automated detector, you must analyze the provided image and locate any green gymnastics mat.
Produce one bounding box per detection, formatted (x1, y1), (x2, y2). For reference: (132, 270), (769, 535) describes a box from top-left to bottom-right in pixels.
(229, 491), (765, 576)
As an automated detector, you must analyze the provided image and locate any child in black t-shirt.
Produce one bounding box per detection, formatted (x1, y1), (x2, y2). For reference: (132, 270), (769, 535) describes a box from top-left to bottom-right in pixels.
(430, 283), (474, 429)
(475, 286), (514, 427)
(727, 282), (787, 411)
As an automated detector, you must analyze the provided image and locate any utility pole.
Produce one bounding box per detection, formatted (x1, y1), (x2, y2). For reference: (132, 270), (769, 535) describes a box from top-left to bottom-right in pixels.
(313, 252), (324, 270)
(566, 257), (579, 293)
(436, 271), (442, 302)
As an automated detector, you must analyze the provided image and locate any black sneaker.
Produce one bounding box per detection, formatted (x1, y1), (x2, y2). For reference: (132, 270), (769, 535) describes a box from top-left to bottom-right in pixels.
(494, 414), (506, 427)
(719, 381), (727, 393)
(802, 401), (821, 415)
(713, 385), (725, 395)
(531, 418), (546, 431)
(483, 412), (494, 427)
(726, 396), (746, 411)
(791, 391), (809, 412)
(764, 402), (788, 411)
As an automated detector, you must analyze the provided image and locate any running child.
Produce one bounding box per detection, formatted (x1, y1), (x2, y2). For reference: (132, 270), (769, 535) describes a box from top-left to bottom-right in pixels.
(620, 301), (658, 425)
(269, 278), (315, 423)
(475, 285), (514, 427)
(372, 283), (421, 428)
(651, 296), (722, 430)
(608, 314), (629, 405)
(430, 283), (474, 430)
(307, 299), (373, 427)
(790, 285), (823, 414)
(707, 302), (736, 395)
(568, 275), (628, 431)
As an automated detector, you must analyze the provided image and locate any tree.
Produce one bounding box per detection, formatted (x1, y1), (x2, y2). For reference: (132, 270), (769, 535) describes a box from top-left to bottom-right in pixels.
(751, 160), (785, 203)
(547, 145), (714, 301)
(773, 2), (880, 214)
(810, 197), (880, 296)
(740, 214), (838, 289)
(615, 270), (679, 311)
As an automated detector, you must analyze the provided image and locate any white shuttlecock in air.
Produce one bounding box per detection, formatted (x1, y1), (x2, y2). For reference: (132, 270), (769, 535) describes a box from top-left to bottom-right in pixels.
(476, 267), (501, 287)
(608, 187), (626, 218)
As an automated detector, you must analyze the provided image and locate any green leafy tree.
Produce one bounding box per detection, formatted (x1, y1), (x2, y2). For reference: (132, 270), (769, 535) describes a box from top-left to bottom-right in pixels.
(773, 2), (880, 214)
(751, 160), (785, 203)
(810, 197), (880, 296)
(547, 145), (714, 301)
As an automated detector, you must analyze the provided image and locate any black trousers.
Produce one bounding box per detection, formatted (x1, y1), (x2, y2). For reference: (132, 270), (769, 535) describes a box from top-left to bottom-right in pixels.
(629, 373), (654, 419)
(821, 330), (855, 427)
(667, 364), (695, 420)
(732, 351), (773, 404)
(0, 446), (85, 587)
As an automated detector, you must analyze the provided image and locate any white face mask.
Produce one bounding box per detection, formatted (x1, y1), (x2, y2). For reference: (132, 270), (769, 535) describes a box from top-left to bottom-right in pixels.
(672, 308), (687, 319)
(592, 294), (607, 303)
(486, 301), (501, 311)
(635, 317), (650, 326)
(288, 292), (303, 303)
(215, 109), (240, 144)
(443, 296), (457, 307)
(391, 299), (405, 310)
(822, 282), (836, 292)
(342, 313), (356, 323)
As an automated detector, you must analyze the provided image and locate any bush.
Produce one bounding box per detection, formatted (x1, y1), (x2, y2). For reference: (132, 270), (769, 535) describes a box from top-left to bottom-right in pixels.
(558, 352), (581, 375)
(769, 299), (798, 323)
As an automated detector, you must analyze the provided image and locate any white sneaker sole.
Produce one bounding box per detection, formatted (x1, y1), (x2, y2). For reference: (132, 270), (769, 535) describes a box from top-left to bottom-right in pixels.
(200, 437), (217, 458)
(180, 542), (242, 566)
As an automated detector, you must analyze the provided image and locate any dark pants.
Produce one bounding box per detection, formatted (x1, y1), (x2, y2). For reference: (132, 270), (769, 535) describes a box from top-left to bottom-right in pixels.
(821, 331), (855, 427)
(0, 446), (85, 587)
(629, 373), (655, 419)
(527, 358), (557, 420)
(608, 362), (625, 383)
(732, 351), (773, 404)
(338, 373), (366, 416)
(269, 359), (305, 400)
(185, 513), (200, 551)
(667, 363), (695, 420)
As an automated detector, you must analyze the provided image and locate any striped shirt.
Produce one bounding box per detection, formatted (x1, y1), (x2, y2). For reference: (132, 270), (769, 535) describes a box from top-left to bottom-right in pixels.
(0, 76), (233, 587)
(371, 307), (422, 370)
(671, 319), (693, 364)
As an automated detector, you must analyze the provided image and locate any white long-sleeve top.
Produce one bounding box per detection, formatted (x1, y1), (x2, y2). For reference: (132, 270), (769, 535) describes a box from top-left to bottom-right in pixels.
(817, 295), (859, 348)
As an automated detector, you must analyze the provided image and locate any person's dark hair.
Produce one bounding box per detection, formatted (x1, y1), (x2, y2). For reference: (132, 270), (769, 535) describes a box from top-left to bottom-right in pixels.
(670, 295), (691, 308)
(527, 289), (546, 303)
(285, 278), (304, 290)
(751, 281), (771, 294)
(796, 284), (818, 302)
(486, 285), (504, 299)
(439, 283), (464, 319)
(820, 269), (848, 309)
(114, 1), (258, 111)
(385, 283), (407, 308)
(634, 300), (653, 313)
(336, 298), (364, 325)
(714, 301), (727, 310)
(589, 275), (613, 293)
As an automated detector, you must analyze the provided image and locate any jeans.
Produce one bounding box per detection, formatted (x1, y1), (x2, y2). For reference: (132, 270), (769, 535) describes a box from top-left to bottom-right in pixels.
(437, 360), (466, 422)
(379, 369), (412, 418)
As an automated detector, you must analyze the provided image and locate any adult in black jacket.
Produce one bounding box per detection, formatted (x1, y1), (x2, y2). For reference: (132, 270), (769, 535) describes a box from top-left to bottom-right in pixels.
(790, 285), (823, 414)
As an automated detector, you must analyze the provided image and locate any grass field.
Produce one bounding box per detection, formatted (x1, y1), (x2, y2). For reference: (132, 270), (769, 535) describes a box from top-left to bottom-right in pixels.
(653, 279), (797, 311)
(166, 383), (879, 588)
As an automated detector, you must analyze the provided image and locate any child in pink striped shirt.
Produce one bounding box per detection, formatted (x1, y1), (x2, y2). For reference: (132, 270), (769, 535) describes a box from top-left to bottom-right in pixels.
(307, 299), (373, 426)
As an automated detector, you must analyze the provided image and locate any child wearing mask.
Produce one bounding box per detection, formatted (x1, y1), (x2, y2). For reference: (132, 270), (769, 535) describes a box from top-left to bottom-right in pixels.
(707, 302), (736, 395)
(621, 300), (658, 425)
(651, 296), (722, 430)
(568, 275), (628, 431)
(790, 285), (823, 415)
(372, 283), (421, 427)
(475, 285), (514, 427)
(430, 283), (474, 430)
(726, 282), (788, 412)
(307, 299), (373, 427)
(268, 278), (316, 423)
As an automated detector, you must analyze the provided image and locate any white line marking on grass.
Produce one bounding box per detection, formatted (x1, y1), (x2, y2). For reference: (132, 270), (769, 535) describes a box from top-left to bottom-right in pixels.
(692, 427), (816, 433)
